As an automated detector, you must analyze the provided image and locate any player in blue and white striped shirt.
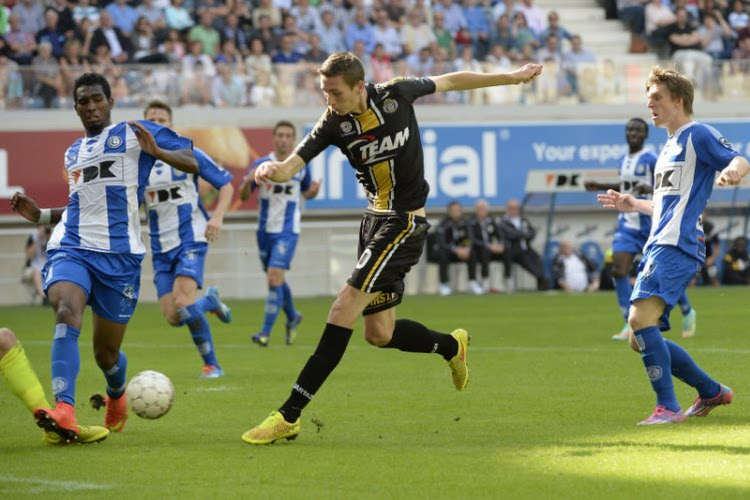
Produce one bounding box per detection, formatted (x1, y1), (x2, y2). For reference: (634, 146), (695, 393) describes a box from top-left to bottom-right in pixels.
(239, 121), (320, 347)
(143, 101), (234, 379)
(589, 118), (696, 340)
(11, 73), (199, 442)
(598, 67), (749, 425)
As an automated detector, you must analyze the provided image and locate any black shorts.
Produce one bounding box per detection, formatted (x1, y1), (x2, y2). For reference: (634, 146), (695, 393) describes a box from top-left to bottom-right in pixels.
(348, 211), (430, 315)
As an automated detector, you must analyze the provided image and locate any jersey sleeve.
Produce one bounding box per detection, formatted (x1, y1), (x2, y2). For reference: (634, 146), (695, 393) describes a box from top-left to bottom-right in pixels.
(694, 125), (741, 173)
(299, 164), (312, 192)
(294, 111), (334, 164)
(379, 76), (436, 103)
(133, 120), (193, 151)
(195, 148), (233, 189)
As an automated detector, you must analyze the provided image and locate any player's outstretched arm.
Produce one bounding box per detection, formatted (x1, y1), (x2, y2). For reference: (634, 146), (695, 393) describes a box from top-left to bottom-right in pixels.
(10, 192), (65, 224)
(205, 182), (234, 242)
(128, 121), (198, 174)
(597, 189), (653, 215)
(431, 63), (542, 92)
(716, 156), (750, 186)
(254, 154), (305, 184)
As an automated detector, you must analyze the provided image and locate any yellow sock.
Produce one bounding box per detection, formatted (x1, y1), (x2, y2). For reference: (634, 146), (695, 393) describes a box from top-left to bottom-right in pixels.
(0, 342), (51, 413)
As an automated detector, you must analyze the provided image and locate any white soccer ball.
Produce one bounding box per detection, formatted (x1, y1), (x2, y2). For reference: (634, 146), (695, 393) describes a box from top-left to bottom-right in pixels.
(126, 370), (175, 419)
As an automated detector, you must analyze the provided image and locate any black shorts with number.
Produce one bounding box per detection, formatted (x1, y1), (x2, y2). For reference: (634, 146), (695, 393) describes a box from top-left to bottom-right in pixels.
(348, 210), (430, 315)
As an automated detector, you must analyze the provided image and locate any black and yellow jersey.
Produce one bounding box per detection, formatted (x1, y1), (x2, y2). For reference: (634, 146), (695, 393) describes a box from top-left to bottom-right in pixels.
(294, 77), (436, 212)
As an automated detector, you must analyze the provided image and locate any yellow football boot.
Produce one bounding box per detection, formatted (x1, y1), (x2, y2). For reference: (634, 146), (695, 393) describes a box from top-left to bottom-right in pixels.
(44, 425), (110, 445)
(242, 411), (300, 444)
(447, 329), (470, 391)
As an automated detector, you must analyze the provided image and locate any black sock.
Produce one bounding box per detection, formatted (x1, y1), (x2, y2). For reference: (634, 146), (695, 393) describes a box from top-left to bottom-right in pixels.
(278, 323), (353, 422)
(383, 319), (458, 361)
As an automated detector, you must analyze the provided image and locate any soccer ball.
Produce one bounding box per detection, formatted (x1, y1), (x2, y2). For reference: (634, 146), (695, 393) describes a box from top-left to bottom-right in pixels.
(126, 370), (175, 419)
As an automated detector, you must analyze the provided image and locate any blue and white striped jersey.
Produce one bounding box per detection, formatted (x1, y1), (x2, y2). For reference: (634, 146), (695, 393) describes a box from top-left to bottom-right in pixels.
(48, 121), (192, 255)
(250, 153), (312, 235)
(144, 148), (233, 254)
(617, 149), (657, 234)
(646, 121), (740, 262)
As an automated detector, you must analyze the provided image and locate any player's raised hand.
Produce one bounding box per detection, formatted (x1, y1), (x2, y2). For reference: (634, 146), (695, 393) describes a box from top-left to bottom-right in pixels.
(129, 121), (159, 157)
(597, 189), (636, 212)
(512, 63), (543, 84)
(716, 167), (742, 186)
(10, 192), (41, 223)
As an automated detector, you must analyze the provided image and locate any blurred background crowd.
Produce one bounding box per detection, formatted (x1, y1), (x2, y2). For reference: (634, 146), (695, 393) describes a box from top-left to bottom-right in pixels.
(1, 0), (750, 109)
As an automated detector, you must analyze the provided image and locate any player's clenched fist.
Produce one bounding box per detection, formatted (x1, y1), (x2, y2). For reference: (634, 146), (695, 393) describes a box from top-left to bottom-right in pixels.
(716, 167), (742, 186)
(254, 160), (281, 183)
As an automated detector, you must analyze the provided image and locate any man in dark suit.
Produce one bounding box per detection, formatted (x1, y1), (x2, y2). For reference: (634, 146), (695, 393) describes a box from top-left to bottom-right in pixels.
(470, 199), (505, 293)
(498, 198), (548, 291)
(436, 201), (483, 295)
(90, 11), (132, 63)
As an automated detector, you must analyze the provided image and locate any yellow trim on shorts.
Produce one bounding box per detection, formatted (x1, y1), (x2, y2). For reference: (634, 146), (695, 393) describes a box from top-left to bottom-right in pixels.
(361, 213), (414, 292)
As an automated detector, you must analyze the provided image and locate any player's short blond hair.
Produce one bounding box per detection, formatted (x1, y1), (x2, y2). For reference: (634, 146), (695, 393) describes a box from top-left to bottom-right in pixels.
(646, 66), (693, 116)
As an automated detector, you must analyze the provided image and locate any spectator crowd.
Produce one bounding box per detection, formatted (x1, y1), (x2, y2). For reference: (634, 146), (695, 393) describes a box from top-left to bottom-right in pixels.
(0, 0), (749, 108)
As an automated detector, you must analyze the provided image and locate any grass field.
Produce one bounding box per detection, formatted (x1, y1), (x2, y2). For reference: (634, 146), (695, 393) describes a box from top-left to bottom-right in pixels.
(1, 287), (749, 499)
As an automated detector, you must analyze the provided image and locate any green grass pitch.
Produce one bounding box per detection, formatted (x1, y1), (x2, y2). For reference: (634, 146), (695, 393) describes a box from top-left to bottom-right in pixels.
(2, 287), (749, 498)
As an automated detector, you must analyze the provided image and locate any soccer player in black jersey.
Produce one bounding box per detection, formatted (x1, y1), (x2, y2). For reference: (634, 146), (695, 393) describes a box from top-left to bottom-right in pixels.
(242, 52), (542, 444)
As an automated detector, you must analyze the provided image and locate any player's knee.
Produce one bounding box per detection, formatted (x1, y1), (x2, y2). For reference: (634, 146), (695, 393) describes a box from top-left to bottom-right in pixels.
(53, 299), (82, 326)
(267, 269), (284, 288)
(629, 334), (641, 353)
(173, 294), (191, 310)
(165, 314), (182, 327)
(364, 326), (390, 347)
(0, 328), (18, 356)
(93, 344), (119, 370)
(612, 263), (630, 279)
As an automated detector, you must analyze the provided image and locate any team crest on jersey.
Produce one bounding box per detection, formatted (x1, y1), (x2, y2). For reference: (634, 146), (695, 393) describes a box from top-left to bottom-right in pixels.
(340, 121), (353, 135)
(719, 137), (732, 149)
(635, 163), (646, 175)
(382, 98), (398, 114)
(107, 136), (123, 149)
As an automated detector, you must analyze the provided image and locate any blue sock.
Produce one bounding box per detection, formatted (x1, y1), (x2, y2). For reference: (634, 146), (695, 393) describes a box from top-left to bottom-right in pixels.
(677, 292), (691, 315)
(634, 326), (680, 412)
(261, 286), (283, 335)
(104, 351), (128, 398)
(614, 276), (632, 322)
(281, 282), (297, 321)
(193, 293), (219, 315)
(179, 304), (219, 367)
(51, 323), (80, 405)
(665, 339), (719, 398)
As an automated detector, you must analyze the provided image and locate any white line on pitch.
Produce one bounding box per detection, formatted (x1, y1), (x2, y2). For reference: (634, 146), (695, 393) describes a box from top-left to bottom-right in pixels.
(194, 385), (233, 392)
(0, 476), (113, 493)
